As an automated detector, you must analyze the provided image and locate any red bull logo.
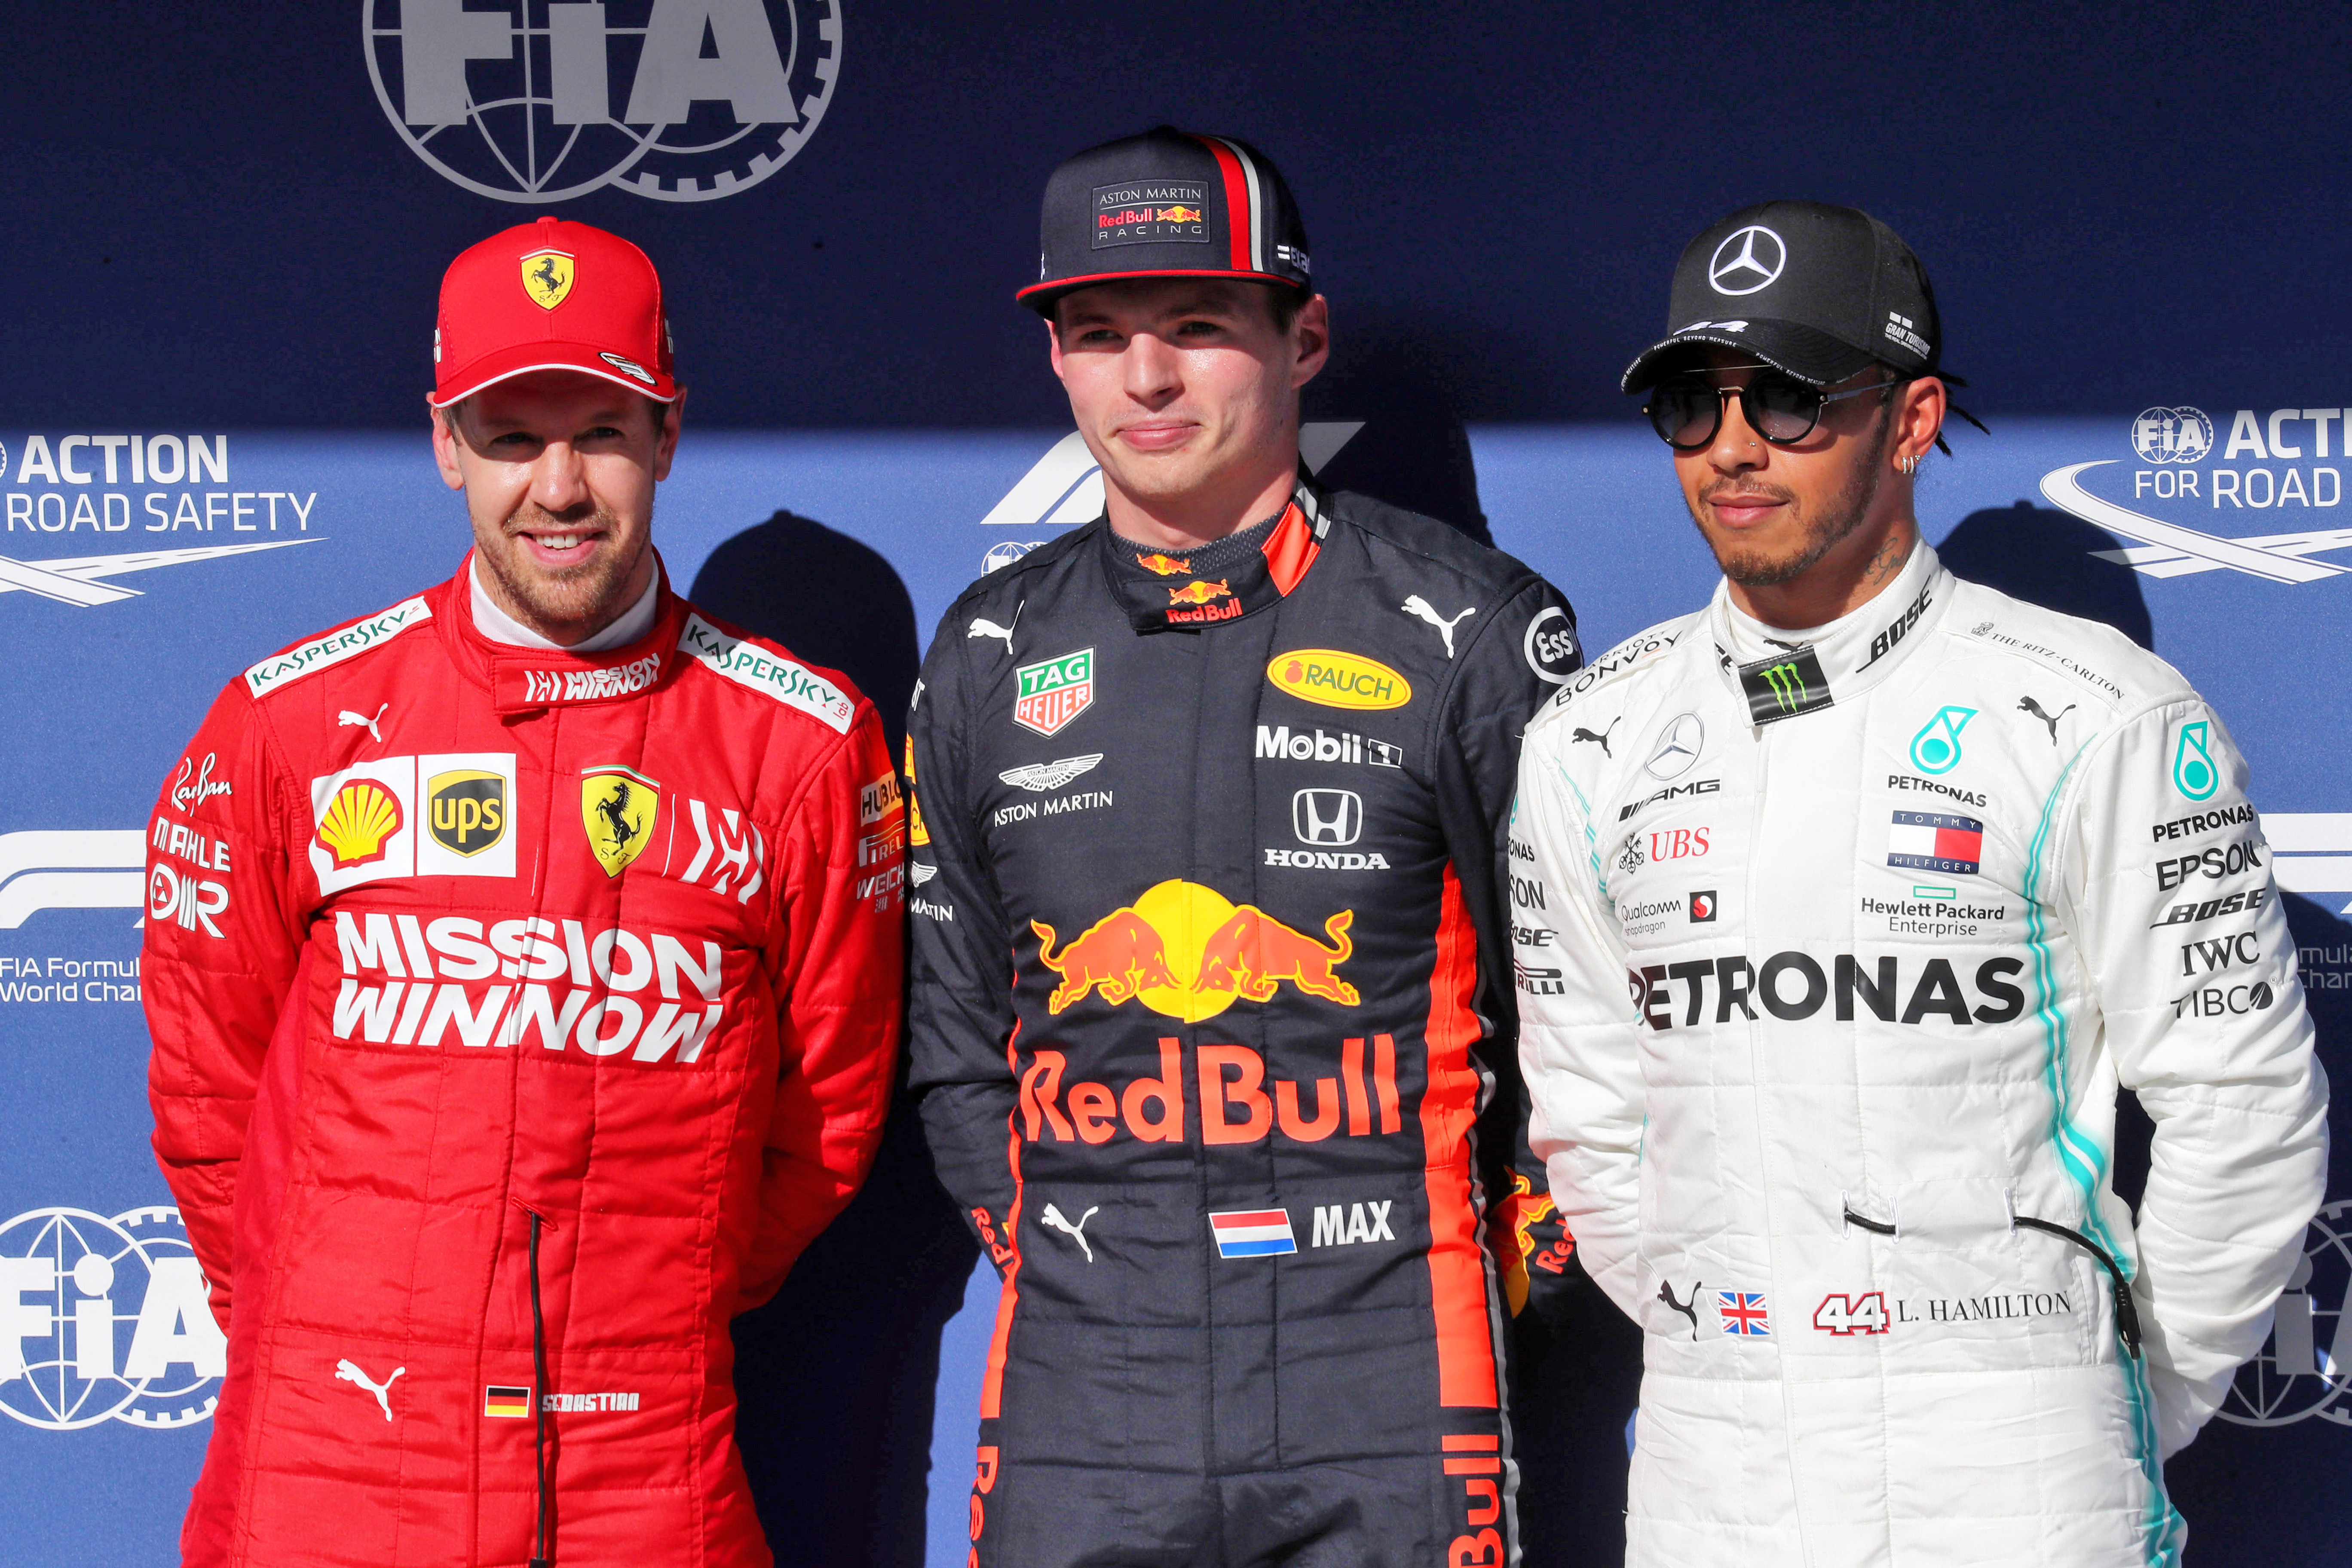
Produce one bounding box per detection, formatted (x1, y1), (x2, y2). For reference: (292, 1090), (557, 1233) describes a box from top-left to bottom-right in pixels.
(1030, 879), (1357, 1020)
(1135, 552), (1192, 576)
(1019, 1033), (1403, 1149)
(1166, 579), (1231, 606)
(1158, 205), (1203, 223)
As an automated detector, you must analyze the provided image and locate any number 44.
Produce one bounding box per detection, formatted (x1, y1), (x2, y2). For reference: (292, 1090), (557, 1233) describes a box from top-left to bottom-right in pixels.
(1813, 1292), (1891, 1335)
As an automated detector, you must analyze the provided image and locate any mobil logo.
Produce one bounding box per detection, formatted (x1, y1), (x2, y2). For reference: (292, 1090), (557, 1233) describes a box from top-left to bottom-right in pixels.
(1030, 879), (1358, 1022)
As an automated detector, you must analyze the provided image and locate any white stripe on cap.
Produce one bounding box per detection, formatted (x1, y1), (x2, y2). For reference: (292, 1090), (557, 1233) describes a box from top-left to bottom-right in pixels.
(1208, 135), (1266, 274)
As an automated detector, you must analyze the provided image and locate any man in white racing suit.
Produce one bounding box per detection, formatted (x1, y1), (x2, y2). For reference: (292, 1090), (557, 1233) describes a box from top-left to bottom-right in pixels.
(1511, 201), (2328, 1566)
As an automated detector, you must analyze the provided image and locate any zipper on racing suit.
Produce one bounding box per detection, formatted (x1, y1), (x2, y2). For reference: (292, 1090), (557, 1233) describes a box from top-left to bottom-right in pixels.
(1842, 1205), (2142, 1357)
(524, 1205), (555, 1566)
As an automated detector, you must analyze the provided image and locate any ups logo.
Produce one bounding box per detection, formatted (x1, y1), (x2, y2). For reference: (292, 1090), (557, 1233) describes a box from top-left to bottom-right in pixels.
(427, 769), (507, 858)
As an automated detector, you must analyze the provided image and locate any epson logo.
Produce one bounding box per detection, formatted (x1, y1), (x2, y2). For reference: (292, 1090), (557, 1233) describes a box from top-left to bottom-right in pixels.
(1256, 726), (1402, 769)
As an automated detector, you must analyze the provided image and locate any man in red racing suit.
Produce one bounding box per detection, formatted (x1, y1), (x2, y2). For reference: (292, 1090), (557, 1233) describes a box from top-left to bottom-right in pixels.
(142, 217), (903, 1568)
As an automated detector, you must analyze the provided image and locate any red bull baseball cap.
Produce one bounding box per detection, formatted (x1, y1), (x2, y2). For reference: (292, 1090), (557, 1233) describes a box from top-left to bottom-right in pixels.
(1018, 125), (1313, 314)
(432, 215), (678, 407)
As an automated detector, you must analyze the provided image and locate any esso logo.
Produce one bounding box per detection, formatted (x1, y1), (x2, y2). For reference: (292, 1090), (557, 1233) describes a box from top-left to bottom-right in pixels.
(0, 1206), (224, 1431)
(363, 0), (842, 203)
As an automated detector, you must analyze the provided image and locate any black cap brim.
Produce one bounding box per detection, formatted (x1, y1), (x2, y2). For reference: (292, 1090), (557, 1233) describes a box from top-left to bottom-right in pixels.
(1622, 318), (1878, 395)
(1017, 268), (1311, 316)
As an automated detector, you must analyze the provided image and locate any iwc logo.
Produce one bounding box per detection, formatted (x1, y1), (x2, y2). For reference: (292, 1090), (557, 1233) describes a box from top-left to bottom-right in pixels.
(364, 0), (843, 203)
(0, 1205), (225, 1432)
(2218, 1197), (2351, 1428)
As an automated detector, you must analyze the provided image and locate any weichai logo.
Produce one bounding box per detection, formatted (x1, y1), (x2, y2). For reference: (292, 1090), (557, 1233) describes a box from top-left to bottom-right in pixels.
(1018, 1032), (1404, 1148)
(1030, 879), (1356, 1021)
(329, 910), (724, 1066)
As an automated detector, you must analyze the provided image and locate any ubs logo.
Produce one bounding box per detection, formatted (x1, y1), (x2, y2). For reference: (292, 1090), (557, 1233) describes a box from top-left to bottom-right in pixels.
(0, 1205), (224, 1432)
(1292, 789), (1363, 847)
(364, 0), (841, 203)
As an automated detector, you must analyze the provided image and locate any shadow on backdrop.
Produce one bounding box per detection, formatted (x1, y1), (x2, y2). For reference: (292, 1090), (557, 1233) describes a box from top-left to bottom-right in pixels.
(690, 515), (977, 1568)
(1939, 502), (2352, 1567)
(2163, 893), (2352, 1566)
(1933, 499), (2155, 651)
(1307, 320), (1497, 547)
(1311, 337), (1646, 1564)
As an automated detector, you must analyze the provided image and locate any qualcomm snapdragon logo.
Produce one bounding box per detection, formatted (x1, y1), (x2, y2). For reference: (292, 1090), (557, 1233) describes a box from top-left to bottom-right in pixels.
(0, 1205), (225, 1431)
(2039, 401), (2352, 585)
(364, 0), (842, 203)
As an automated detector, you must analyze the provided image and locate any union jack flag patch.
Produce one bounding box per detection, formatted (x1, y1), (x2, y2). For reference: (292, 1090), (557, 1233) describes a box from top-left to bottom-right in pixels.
(1718, 1290), (1772, 1336)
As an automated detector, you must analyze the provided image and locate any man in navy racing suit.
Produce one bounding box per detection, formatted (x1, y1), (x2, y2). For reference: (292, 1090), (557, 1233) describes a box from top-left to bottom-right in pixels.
(908, 125), (1584, 1566)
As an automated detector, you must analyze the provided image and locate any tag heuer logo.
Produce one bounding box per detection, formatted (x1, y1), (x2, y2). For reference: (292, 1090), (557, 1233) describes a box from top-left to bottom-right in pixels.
(1014, 648), (1095, 738)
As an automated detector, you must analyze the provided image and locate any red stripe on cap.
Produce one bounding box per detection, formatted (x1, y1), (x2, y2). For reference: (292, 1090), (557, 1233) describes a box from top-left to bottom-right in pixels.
(1193, 135), (1253, 272)
(1261, 502), (1320, 595)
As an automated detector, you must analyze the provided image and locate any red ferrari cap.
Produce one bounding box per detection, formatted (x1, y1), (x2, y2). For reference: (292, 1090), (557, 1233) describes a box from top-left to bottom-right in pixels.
(432, 215), (678, 407)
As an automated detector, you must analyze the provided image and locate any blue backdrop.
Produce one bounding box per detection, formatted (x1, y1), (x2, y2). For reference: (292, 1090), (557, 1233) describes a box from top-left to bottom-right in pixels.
(3, 4), (2349, 1564)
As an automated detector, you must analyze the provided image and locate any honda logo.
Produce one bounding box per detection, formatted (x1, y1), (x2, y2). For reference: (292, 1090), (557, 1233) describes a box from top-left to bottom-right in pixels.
(1292, 789), (1363, 846)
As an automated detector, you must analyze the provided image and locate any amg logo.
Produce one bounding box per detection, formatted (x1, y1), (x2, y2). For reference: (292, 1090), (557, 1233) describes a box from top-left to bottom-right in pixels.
(1620, 778), (1720, 821)
(1311, 1201), (1396, 1248)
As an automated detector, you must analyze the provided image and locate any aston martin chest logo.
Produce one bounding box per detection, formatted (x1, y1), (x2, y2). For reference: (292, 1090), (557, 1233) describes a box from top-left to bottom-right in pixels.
(581, 765), (660, 877)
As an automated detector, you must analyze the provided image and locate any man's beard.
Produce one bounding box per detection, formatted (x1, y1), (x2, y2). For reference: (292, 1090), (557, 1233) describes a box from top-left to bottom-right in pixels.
(475, 503), (647, 631)
(1697, 415), (1892, 588)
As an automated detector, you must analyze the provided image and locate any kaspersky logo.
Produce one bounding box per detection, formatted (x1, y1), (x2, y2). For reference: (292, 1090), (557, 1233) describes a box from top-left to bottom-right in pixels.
(1030, 879), (1358, 1021)
(1738, 646), (1831, 724)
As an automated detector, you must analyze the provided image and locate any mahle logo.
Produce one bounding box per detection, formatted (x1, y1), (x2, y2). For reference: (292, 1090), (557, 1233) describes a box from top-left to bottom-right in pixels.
(1908, 705), (1976, 775)
(364, 0), (842, 203)
(2173, 720), (2219, 800)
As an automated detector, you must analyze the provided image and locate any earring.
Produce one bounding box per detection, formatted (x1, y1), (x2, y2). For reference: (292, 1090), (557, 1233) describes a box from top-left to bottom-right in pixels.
(1896, 453), (1919, 475)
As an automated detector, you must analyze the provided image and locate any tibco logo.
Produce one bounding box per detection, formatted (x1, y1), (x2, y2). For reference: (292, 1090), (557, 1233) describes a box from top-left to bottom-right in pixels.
(0, 1206), (224, 1432)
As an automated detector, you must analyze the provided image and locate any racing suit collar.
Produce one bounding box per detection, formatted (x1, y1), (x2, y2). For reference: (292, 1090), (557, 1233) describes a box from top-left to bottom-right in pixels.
(1710, 538), (1949, 725)
(439, 549), (691, 713)
(1099, 471), (1331, 634)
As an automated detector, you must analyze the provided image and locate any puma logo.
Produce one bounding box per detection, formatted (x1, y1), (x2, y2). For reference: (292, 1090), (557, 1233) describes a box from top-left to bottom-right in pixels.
(1658, 1279), (1701, 1341)
(2018, 696), (2076, 744)
(1571, 717), (1620, 757)
(1041, 1202), (1100, 1263)
(337, 704), (388, 743)
(1400, 595), (1476, 658)
(335, 1358), (405, 1422)
(967, 602), (1022, 655)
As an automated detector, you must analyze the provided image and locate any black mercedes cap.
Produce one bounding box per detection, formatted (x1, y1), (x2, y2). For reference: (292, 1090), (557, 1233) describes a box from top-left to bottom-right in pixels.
(1622, 201), (1944, 393)
(1017, 125), (1312, 314)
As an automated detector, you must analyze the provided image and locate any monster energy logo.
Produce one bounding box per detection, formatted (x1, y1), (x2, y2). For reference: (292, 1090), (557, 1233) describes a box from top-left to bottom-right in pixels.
(1759, 662), (1807, 709)
(1738, 646), (1832, 725)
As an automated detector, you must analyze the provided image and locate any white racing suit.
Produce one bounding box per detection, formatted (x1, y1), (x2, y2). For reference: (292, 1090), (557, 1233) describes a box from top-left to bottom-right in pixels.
(1510, 540), (2328, 1566)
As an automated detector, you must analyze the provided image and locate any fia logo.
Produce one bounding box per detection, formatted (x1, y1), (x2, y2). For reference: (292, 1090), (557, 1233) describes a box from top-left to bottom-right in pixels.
(0, 1206), (225, 1431)
(2219, 1197), (2352, 1428)
(364, 0), (841, 203)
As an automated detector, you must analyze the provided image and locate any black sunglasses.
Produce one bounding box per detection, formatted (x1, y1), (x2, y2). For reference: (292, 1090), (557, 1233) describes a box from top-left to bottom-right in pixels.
(1644, 369), (1899, 450)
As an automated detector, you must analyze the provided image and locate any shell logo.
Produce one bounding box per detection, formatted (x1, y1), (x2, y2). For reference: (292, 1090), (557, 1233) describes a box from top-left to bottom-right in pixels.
(1267, 649), (1412, 712)
(315, 780), (404, 870)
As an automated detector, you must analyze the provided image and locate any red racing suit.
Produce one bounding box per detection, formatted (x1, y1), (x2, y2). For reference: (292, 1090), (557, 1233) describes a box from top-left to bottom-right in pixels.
(142, 557), (903, 1568)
